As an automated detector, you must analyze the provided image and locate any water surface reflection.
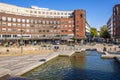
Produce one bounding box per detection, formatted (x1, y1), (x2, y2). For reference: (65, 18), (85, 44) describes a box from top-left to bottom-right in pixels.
(23, 51), (120, 80)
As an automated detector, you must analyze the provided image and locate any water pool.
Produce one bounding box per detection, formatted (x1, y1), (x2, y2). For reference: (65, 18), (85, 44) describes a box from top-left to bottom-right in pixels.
(22, 51), (120, 80)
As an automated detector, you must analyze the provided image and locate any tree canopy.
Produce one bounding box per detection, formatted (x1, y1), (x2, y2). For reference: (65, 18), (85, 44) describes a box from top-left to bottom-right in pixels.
(90, 28), (98, 38)
(100, 25), (110, 39)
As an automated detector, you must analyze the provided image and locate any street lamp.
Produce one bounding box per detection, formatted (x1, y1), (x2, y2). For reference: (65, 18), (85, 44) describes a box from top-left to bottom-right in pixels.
(20, 29), (24, 54)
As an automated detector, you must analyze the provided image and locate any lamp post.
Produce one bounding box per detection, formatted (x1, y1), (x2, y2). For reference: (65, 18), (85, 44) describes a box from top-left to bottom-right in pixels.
(20, 29), (24, 54)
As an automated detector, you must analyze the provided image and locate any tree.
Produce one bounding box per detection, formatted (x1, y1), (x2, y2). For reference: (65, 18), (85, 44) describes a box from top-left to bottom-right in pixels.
(90, 28), (98, 38)
(100, 25), (110, 39)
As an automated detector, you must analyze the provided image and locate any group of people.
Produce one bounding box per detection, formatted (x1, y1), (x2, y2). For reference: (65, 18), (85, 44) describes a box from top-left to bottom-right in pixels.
(54, 46), (59, 50)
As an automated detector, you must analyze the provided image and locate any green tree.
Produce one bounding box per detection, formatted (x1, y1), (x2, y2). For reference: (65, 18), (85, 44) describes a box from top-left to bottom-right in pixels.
(100, 25), (110, 39)
(90, 28), (98, 38)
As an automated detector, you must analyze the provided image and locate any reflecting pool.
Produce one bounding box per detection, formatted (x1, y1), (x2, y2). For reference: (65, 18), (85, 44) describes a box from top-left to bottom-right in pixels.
(22, 51), (120, 80)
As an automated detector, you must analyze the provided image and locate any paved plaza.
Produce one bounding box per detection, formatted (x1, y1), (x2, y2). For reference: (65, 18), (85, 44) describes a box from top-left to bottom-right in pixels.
(0, 43), (120, 79)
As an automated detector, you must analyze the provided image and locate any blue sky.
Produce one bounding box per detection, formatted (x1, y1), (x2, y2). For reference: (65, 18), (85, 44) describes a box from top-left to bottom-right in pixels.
(0, 0), (120, 30)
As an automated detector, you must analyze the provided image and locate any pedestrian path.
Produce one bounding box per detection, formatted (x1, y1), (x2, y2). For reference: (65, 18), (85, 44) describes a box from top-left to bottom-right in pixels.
(0, 50), (81, 77)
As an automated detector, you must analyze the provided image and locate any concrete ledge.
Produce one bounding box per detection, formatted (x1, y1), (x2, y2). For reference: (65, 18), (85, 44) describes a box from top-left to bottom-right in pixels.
(0, 68), (10, 78)
(11, 62), (45, 76)
(101, 54), (120, 59)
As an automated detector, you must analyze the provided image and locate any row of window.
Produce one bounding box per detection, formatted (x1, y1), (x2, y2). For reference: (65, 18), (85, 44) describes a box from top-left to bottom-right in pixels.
(1, 22), (30, 27)
(0, 5), (73, 16)
(1, 28), (72, 33)
(0, 28), (63, 33)
(1, 16), (60, 24)
(0, 34), (14, 38)
(30, 10), (72, 16)
(1, 22), (74, 28)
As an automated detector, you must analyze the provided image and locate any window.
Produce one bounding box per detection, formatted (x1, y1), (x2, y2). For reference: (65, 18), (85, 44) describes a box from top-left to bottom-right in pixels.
(43, 30), (45, 32)
(31, 20), (33, 23)
(35, 20), (37, 24)
(54, 12), (56, 15)
(30, 11), (33, 13)
(46, 30), (49, 32)
(57, 21), (60, 24)
(8, 23), (11, 26)
(38, 30), (41, 32)
(65, 13), (67, 15)
(65, 25), (67, 27)
(42, 21), (45, 24)
(26, 19), (29, 23)
(8, 17), (11, 22)
(80, 14), (83, 18)
(46, 21), (49, 24)
(2, 22), (6, 27)
(69, 25), (71, 27)
(22, 19), (25, 23)
(57, 12), (60, 15)
(68, 21), (71, 23)
(8, 28), (11, 32)
(54, 21), (56, 24)
(2, 16), (6, 21)
(22, 24), (25, 27)
(26, 29), (30, 32)
(42, 12), (45, 14)
(13, 18), (16, 22)
(39, 20), (41, 24)
(50, 12), (52, 15)
(39, 11), (41, 14)
(13, 23), (16, 27)
(46, 12), (49, 14)
(2, 35), (11, 38)
(61, 13), (63, 15)
(34, 11), (37, 13)
(68, 13), (71, 15)
(50, 21), (52, 24)
(18, 29), (21, 32)
(17, 18), (21, 22)
(2, 28), (6, 32)
(13, 35), (17, 37)
(26, 24), (30, 27)
(57, 25), (60, 28)
(18, 24), (21, 27)
(12, 28), (16, 32)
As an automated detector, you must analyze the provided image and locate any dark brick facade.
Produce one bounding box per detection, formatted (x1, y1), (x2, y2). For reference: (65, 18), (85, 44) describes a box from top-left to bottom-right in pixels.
(113, 4), (120, 39)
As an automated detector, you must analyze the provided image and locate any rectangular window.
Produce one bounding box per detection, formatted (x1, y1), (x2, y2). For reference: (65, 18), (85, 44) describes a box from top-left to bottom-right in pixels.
(13, 18), (16, 22)
(26, 29), (30, 32)
(12, 28), (16, 32)
(50, 12), (52, 15)
(8, 23), (11, 26)
(22, 24), (25, 27)
(13, 35), (17, 37)
(18, 29), (21, 32)
(2, 28), (6, 32)
(2, 22), (6, 27)
(8, 17), (11, 22)
(31, 20), (33, 23)
(22, 19), (25, 23)
(26, 24), (30, 27)
(8, 28), (11, 32)
(17, 18), (21, 22)
(2, 16), (6, 21)
(26, 19), (29, 23)
(2, 35), (11, 38)
(13, 23), (16, 27)
(18, 24), (21, 27)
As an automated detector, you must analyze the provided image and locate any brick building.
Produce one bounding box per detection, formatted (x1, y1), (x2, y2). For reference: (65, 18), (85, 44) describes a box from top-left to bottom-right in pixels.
(107, 4), (120, 43)
(0, 2), (89, 43)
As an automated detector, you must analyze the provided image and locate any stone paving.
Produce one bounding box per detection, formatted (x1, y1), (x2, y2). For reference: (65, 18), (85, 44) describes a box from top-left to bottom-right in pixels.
(0, 43), (120, 79)
(0, 49), (76, 79)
